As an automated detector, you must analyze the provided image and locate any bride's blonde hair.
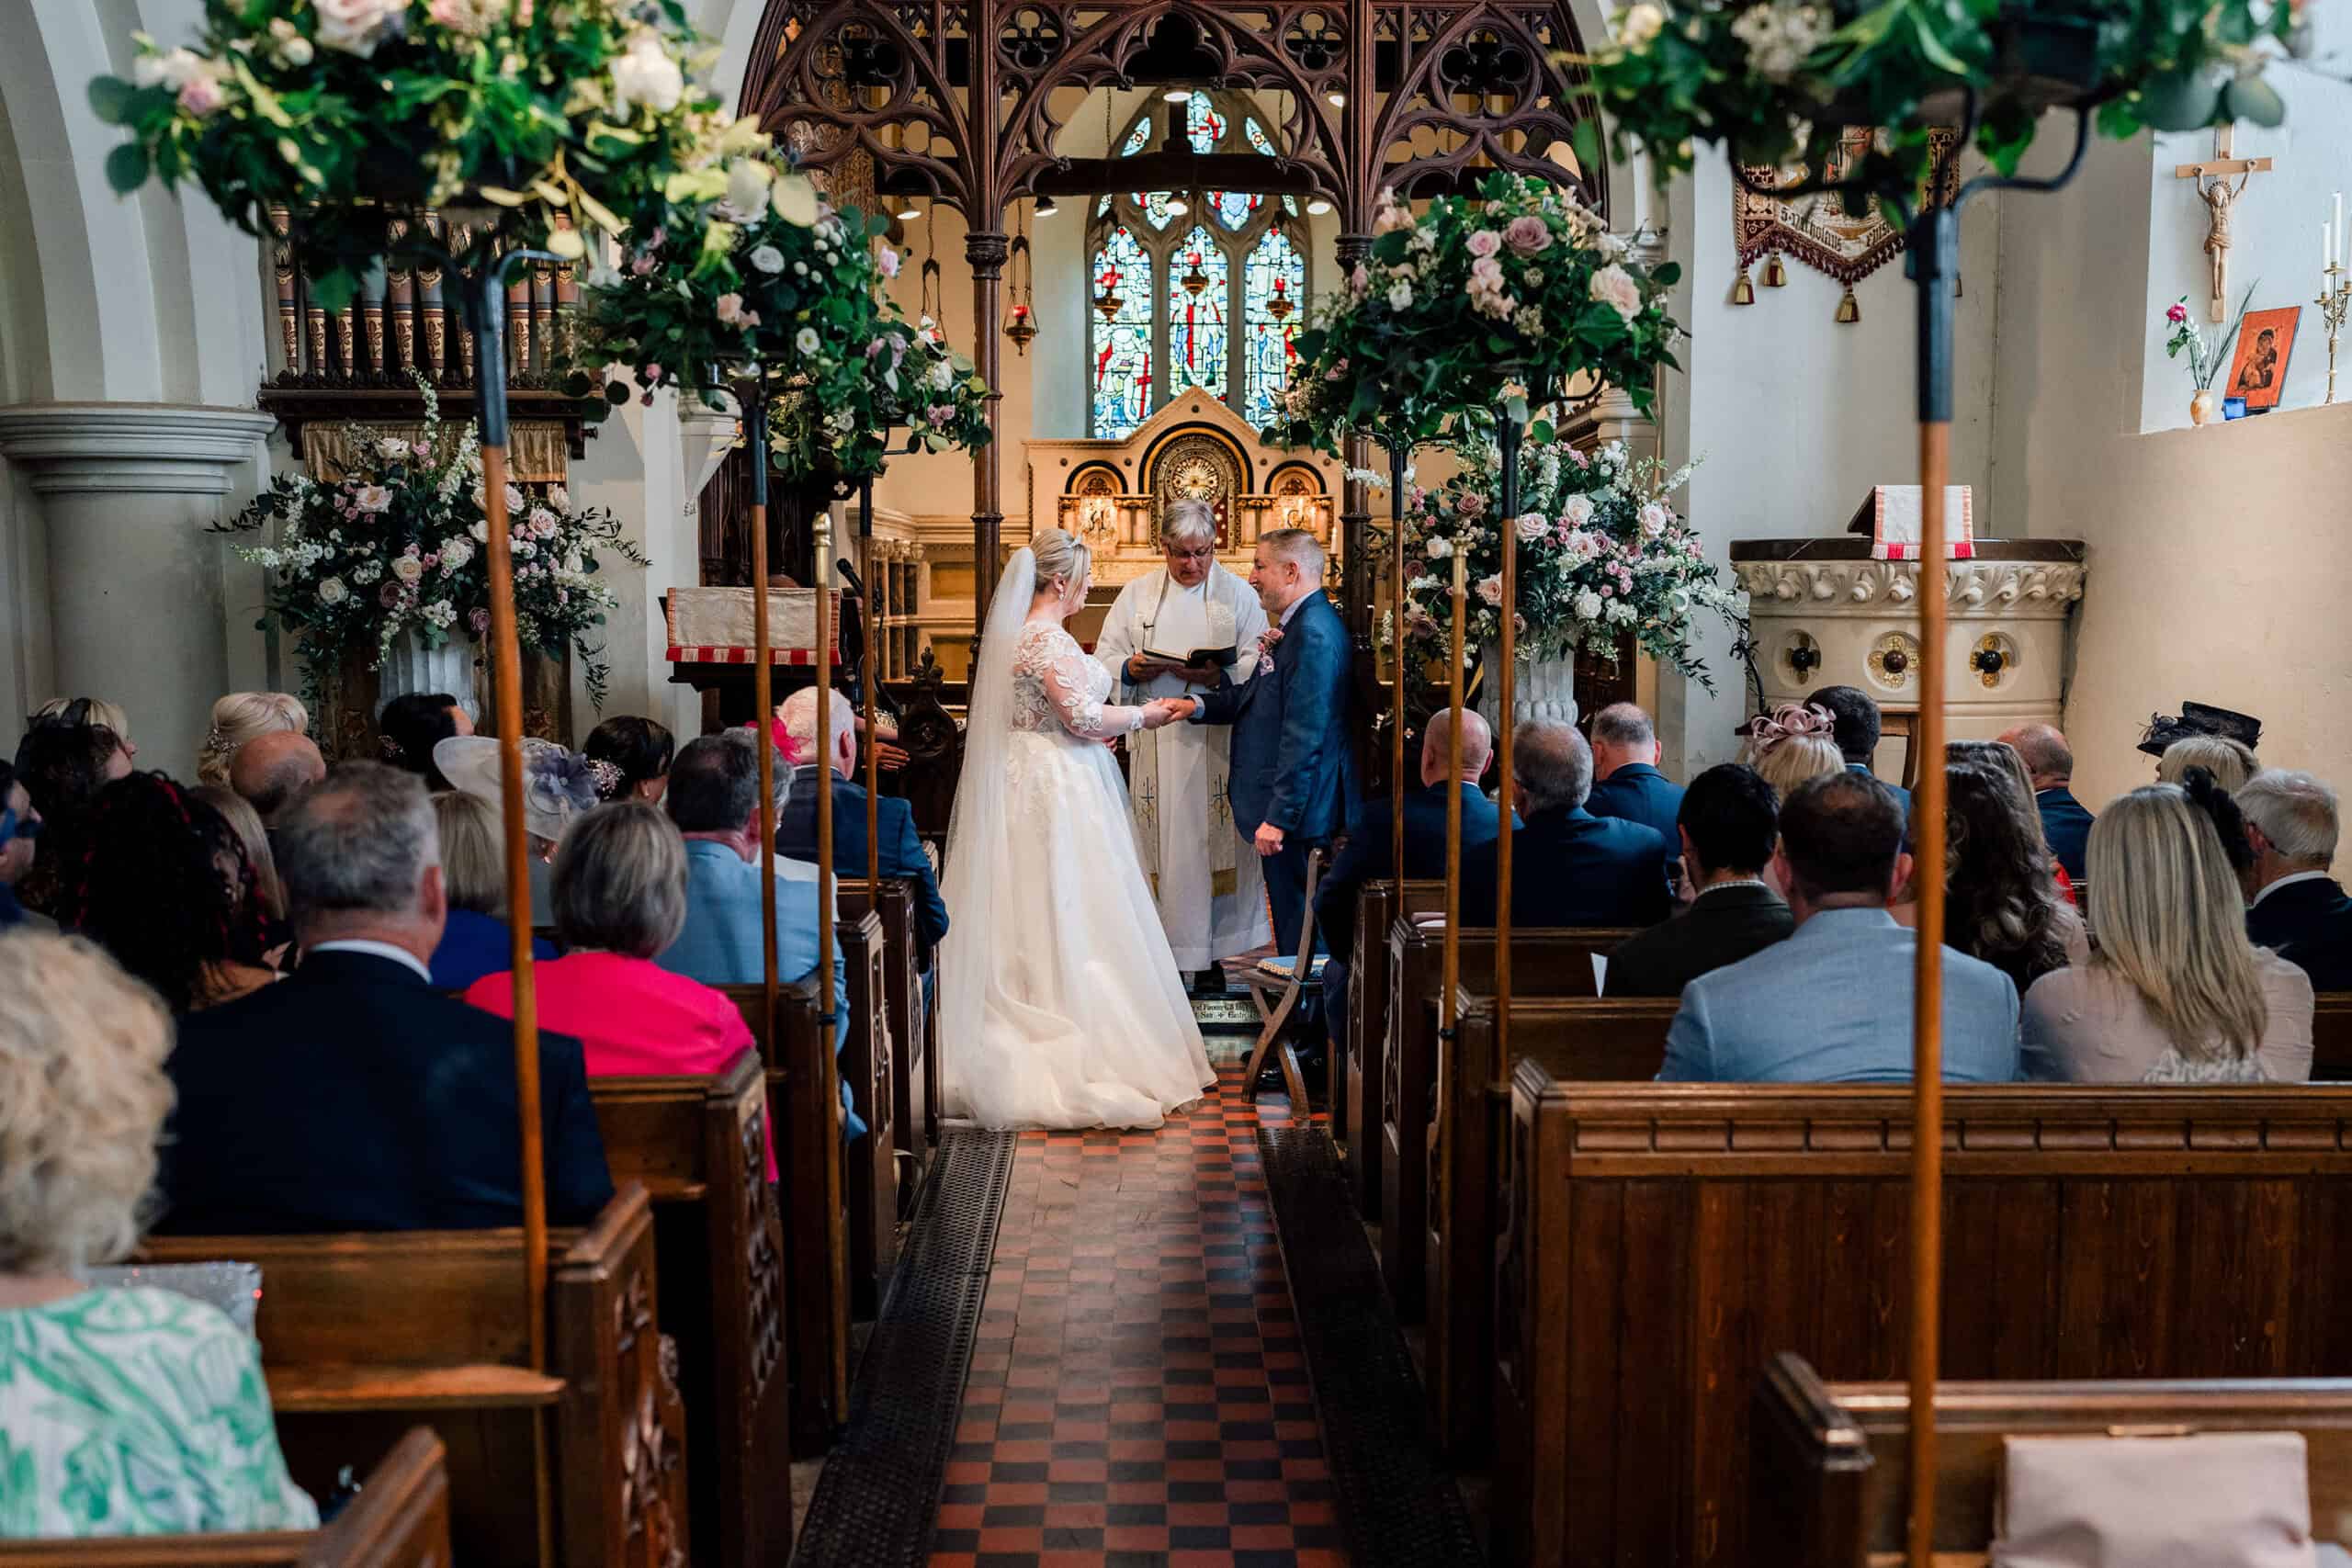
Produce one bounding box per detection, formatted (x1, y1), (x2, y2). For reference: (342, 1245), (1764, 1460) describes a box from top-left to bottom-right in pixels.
(1029, 528), (1091, 602)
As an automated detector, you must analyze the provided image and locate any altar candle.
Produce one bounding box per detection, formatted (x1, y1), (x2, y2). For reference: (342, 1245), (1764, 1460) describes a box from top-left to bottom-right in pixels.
(2339, 192), (2347, 266)
(2329, 220), (2337, 280)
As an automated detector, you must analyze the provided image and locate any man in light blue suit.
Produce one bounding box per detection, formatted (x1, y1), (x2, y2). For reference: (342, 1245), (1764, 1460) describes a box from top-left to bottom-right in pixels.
(1657, 771), (2018, 1084)
(1178, 527), (1360, 970)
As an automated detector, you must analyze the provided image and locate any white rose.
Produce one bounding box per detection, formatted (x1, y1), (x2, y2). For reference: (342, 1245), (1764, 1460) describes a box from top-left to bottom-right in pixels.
(1639, 502), (1672, 537)
(1514, 513), (1550, 543)
(610, 30), (685, 115)
(390, 554), (425, 583)
(1475, 574), (1504, 606)
(1386, 280), (1414, 311)
(318, 577), (350, 605)
(1424, 536), (1454, 560)
(926, 359), (956, 392)
(376, 436), (412, 461)
(726, 161), (774, 221)
(796, 327), (820, 355)
(504, 484), (526, 513)
(439, 538), (472, 570)
(1574, 589), (1604, 621)
(312, 0), (411, 58)
(1616, 2), (1666, 46)
(749, 244), (786, 275)
(470, 519), (490, 543)
(1589, 263), (1644, 322)
(548, 486), (570, 510)
(1560, 495), (1596, 528)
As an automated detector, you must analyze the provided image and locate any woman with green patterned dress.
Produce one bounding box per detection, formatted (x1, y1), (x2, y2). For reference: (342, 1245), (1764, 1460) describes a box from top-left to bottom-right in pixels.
(0, 932), (316, 1538)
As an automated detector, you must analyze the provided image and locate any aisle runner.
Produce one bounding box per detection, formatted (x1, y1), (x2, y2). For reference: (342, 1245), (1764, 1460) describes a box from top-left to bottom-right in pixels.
(792, 1130), (1018, 1567)
(1258, 1127), (1482, 1567)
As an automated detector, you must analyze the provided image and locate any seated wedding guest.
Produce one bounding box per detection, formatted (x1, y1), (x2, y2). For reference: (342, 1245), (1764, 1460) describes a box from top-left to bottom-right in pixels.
(0, 933), (319, 1538)
(1585, 703), (1683, 844)
(193, 784), (285, 932)
(2139, 700), (2261, 785)
(31, 696), (138, 768)
(428, 790), (555, 991)
(1947, 738), (2075, 904)
(159, 762), (613, 1234)
(2023, 776), (2312, 1084)
(1317, 707), (1510, 1043)
(0, 761), (40, 931)
(2238, 768), (2352, 991)
(661, 732), (863, 1138)
(1608, 763), (1793, 998)
(466, 801), (775, 1178)
(59, 774), (278, 1013)
(775, 684), (948, 963)
(11, 716), (131, 916)
(435, 734), (599, 920)
(1741, 702), (1847, 800)
(2159, 733), (2260, 794)
(1899, 761), (2086, 994)
(377, 690), (471, 791)
(228, 729), (325, 828)
(1657, 772), (2019, 1084)
(1998, 722), (2094, 882)
(584, 715), (676, 805)
(1463, 719), (1670, 929)
(1813, 683), (1913, 818)
(195, 691), (307, 786)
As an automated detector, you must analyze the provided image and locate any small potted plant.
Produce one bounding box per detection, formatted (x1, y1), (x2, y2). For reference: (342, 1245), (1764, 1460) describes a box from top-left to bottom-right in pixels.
(2164, 285), (2256, 426)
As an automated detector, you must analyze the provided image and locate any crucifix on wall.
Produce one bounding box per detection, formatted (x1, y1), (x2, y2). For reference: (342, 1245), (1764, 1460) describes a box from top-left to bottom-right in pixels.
(2175, 126), (2274, 321)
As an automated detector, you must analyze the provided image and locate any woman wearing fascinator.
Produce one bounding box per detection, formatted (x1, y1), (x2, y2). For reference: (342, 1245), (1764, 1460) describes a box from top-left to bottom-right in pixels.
(433, 736), (603, 924)
(583, 716), (676, 805)
(1740, 703), (1846, 800)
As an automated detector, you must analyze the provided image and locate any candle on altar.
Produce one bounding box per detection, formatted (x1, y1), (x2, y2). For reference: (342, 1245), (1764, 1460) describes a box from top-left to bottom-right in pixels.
(2337, 191), (2346, 268)
(2328, 220), (2336, 281)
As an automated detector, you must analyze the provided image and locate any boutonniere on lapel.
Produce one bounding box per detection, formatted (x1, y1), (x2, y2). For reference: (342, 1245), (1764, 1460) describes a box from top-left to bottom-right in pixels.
(1256, 625), (1285, 675)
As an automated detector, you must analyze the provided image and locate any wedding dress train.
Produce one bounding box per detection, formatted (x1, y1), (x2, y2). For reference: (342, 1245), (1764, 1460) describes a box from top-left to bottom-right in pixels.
(937, 555), (1217, 1130)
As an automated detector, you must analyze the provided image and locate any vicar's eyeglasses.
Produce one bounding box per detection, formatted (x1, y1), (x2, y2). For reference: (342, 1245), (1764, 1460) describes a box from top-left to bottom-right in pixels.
(1166, 546), (1216, 563)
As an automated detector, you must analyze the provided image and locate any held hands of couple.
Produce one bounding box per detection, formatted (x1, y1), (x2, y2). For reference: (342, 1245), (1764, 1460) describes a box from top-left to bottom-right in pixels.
(1138, 697), (1196, 731)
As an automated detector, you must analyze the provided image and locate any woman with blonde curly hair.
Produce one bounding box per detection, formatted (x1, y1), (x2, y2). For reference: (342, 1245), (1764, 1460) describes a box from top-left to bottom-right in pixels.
(2158, 733), (2259, 794)
(195, 692), (308, 786)
(0, 933), (317, 1538)
(1741, 704), (1846, 799)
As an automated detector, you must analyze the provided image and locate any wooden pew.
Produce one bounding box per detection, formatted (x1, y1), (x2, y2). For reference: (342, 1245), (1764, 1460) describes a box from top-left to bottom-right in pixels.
(1421, 993), (1677, 1456)
(2312, 990), (2352, 1080)
(835, 907), (899, 1315)
(1492, 1077), (2352, 1568)
(590, 1051), (791, 1568)
(0, 1427), (451, 1568)
(139, 1187), (688, 1568)
(1341, 878), (1442, 1217)
(842, 876), (936, 1177)
(1750, 1351), (2352, 1568)
(721, 982), (852, 1454)
(1377, 919), (1631, 1320)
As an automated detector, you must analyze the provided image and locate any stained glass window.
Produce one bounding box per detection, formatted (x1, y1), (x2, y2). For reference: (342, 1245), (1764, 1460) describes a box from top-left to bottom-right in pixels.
(1083, 93), (1311, 436)
(1165, 228), (1229, 402)
(1091, 228), (1155, 440)
(1240, 225), (1306, 430)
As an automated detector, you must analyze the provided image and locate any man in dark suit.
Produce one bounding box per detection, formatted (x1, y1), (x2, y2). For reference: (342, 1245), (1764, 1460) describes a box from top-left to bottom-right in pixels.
(160, 762), (613, 1235)
(1180, 528), (1360, 966)
(2000, 721), (2094, 882)
(1814, 684), (1912, 822)
(775, 683), (950, 977)
(1608, 763), (1794, 997)
(2239, 768), (2352, 990)
(1316, 707), (1511, 1046)
(1463, 720), (1670, 929)
(1585, 702), (1683, 845)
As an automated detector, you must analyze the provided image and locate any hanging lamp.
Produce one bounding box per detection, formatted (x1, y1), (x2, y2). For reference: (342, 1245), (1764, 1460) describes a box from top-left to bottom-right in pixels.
(1005, 209), (1037, 355)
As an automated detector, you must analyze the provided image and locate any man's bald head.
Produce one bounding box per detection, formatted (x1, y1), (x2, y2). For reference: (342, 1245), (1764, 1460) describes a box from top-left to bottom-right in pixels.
(1996, 723), (2073, 789)
(232, 730), (327, 823)
(1420, 707), (1494, 787)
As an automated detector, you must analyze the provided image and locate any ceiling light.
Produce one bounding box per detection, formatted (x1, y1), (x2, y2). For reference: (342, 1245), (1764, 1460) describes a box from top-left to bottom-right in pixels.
(1163, 87), (1193, 103)
(1035, 194), (1059, 218)
(894, 199), (922, 220)
(1306, 196), (1333, 215)
(1164, 195), (1189, 214)
(1326, 91), (1346, 108)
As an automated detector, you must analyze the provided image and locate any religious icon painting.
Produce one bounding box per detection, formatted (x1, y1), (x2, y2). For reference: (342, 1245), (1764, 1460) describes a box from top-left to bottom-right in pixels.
(2225, 306), (2299, 411)
(1732, 128), (1961, 322)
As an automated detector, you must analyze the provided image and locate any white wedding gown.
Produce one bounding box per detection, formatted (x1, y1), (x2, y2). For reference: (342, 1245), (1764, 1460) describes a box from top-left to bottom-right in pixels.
(937, 611), (1218, 1130)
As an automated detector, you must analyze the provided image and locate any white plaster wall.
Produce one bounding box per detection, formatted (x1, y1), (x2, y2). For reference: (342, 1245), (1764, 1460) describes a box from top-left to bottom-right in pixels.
(568, 392), (701, 744)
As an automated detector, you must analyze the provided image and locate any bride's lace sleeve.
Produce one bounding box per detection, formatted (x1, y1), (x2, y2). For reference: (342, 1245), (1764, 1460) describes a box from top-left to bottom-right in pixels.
(1029, 628), (1147, 739)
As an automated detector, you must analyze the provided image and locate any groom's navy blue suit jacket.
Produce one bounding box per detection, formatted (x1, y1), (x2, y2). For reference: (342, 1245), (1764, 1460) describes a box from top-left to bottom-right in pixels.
(1191, 589), (1359, 843)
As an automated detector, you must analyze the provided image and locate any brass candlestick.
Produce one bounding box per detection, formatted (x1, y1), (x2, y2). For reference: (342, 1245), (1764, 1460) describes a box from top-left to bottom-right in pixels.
(2318, 264), (2351, 405)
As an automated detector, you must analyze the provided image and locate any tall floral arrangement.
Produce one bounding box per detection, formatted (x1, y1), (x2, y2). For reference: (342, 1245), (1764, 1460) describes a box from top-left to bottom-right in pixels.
(92, 0), (725, 311)
(1265, 173), (1681, 456)
(218, 382), (647, 708)
(768, 309), (993, 480)
(1401, 435), (1745, 686)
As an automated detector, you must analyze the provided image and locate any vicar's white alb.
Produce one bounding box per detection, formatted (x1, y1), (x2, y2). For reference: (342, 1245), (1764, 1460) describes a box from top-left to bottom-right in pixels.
(1095, 561), (1272, 970)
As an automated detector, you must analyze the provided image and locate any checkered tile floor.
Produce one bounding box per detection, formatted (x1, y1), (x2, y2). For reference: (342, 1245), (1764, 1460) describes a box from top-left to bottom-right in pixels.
(928, 1051), (1344, 1568)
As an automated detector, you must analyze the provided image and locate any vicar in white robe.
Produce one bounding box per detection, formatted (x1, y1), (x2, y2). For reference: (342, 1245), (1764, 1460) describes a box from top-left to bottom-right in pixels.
(1095, 501), (1272, 981)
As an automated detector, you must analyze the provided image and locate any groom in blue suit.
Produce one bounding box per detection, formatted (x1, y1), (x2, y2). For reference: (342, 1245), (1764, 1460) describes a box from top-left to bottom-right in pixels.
(1177, 528), (1360, 983)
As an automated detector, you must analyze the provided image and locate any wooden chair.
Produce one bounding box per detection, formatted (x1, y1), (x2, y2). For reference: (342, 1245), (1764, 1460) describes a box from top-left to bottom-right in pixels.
(2312, 990), (2352, 1080)
(1240, 848), (1329, 1108)
(841, 876), (935, 1182)
(1751, 1352), (2352, 1568)
(0, 1427), (450, 1568)
(1341, 877), (1443, 1219)
(139, 1187), (687, 1568)
(1492, 1077), (2352, 1568)
(1420, 992), (1677, 1456)
(590, 1052), (791, 1568)
(720, 982), (851, 1454)
(1376, 921), (1631, 1322)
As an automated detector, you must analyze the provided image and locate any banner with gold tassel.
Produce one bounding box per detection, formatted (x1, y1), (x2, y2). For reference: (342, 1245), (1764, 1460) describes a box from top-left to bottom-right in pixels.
(1733, 127), (1958, 322)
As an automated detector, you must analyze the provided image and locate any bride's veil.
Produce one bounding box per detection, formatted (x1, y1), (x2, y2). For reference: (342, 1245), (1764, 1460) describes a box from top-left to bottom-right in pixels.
(935, 547), (1038, 1077)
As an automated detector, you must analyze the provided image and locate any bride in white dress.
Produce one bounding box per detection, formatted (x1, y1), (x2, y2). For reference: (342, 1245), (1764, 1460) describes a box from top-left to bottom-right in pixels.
(938, 528), (1220, 1129)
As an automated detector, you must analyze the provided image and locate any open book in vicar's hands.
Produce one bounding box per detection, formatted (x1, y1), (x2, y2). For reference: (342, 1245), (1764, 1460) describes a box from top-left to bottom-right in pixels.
(1138, 646), (1237, 669)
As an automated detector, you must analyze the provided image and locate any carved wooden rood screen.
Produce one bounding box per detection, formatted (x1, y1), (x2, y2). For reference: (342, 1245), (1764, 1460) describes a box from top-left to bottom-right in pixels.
(739, 0), (1610, 642)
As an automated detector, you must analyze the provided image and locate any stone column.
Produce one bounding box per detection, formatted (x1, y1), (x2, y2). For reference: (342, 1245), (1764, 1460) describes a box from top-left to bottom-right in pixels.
(0, 403), (275, 773)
